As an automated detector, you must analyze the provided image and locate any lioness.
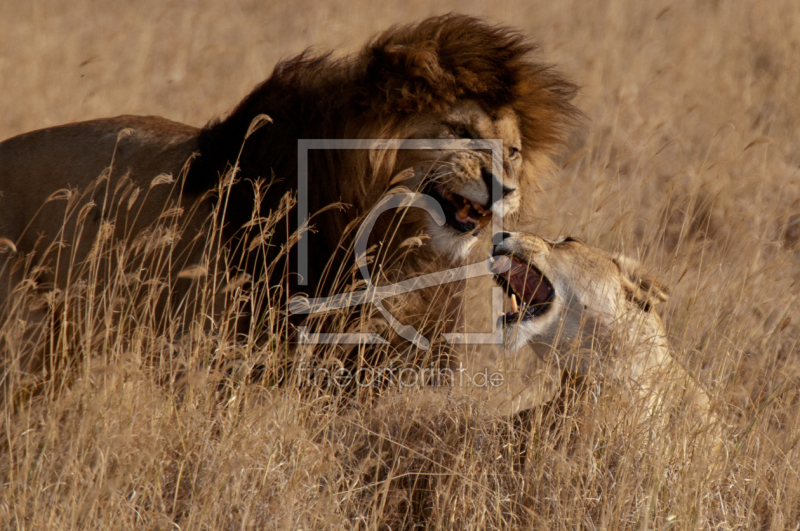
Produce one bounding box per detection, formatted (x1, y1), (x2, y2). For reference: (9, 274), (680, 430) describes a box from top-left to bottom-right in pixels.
(480, 232), (714, 426)
(0, 15), (579, 354)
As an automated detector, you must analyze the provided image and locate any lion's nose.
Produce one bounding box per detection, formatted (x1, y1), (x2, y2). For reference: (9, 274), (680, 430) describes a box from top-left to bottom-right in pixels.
(481, 167), (516, 201)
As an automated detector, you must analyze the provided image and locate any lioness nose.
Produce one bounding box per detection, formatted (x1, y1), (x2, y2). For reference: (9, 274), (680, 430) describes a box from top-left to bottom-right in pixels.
(491, 232), (514, 250)
(481, 167), (516, 200)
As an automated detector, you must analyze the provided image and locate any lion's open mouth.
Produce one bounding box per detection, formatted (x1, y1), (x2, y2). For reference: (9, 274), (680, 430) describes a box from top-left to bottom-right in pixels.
(490, 253), (554, 325)
(429, 183), (492, 234)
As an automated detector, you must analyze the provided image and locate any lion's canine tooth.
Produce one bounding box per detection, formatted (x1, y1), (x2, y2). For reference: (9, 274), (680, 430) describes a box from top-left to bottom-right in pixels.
(456, 203), (472, 222)
(510, 293), (519, 313)
(472, 200), (486, 214)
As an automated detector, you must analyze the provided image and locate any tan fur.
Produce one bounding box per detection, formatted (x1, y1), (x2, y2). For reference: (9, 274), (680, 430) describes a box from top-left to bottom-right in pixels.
(0, 116), (210, 308)
(463, 233), (715, 429)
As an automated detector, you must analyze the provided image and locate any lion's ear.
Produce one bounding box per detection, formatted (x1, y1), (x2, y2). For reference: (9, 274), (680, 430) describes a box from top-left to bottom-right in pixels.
(365, 40), (455, 113)
(612, 255), (670, 311)
(382, 43), (447, 85)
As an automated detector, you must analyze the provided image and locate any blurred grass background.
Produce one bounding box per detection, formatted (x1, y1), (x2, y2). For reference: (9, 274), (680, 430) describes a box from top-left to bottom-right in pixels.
(2, 0), (800, 529)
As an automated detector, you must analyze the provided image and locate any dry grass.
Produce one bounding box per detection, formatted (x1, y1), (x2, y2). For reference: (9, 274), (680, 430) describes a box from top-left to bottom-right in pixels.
(2, 0), (800, 529)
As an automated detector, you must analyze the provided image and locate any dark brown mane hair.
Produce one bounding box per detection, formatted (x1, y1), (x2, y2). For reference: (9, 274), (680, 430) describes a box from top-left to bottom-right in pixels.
(359, 15), (579, 151)
(188, 14), (580, 339)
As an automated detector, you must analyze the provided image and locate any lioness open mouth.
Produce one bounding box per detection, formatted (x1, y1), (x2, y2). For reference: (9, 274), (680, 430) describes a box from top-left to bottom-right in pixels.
(429, 182), (493, 234)
(490, 253), (554, 325)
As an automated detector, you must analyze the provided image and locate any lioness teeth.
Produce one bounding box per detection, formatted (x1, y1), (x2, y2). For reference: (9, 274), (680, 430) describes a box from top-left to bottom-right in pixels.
(510, 293), (519, 313)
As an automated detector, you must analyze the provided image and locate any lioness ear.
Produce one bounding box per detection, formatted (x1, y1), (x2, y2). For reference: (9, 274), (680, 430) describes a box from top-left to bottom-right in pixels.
(612, 255), (670, 311)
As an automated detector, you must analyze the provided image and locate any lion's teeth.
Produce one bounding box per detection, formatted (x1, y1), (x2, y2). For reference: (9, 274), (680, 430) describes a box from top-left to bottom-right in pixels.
(510, 294), (519, 313)
(456, 203), (472, 222)
(435, 184), (452, 201)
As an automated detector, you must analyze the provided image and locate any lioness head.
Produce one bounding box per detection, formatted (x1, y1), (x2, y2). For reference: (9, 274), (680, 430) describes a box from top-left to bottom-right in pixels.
(486, 232), (718, 437)
(490, 232), (670, 354)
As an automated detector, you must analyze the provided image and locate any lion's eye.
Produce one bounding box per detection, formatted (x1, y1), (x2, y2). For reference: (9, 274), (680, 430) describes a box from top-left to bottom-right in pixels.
(452, 125), (472, 139)
(508, 147), (521, 159)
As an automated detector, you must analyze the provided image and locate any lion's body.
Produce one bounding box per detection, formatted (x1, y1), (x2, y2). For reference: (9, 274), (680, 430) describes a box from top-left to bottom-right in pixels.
(0, 16), (579, 361)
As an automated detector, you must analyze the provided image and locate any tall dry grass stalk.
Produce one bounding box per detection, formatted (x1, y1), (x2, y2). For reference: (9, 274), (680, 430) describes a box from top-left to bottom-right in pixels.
(2, 0), (800, 529)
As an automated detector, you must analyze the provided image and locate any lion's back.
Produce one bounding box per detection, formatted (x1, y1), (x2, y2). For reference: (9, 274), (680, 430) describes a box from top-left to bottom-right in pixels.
(0, 115), (201, 248)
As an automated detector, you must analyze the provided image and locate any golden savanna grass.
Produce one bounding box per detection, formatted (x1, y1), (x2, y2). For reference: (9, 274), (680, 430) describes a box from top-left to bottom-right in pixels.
(2, 0), (800, 529)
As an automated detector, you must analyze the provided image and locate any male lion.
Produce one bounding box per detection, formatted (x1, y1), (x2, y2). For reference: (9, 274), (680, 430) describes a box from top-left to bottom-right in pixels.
(466, 232), (715, 428)
(0, 16), (578, 356)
